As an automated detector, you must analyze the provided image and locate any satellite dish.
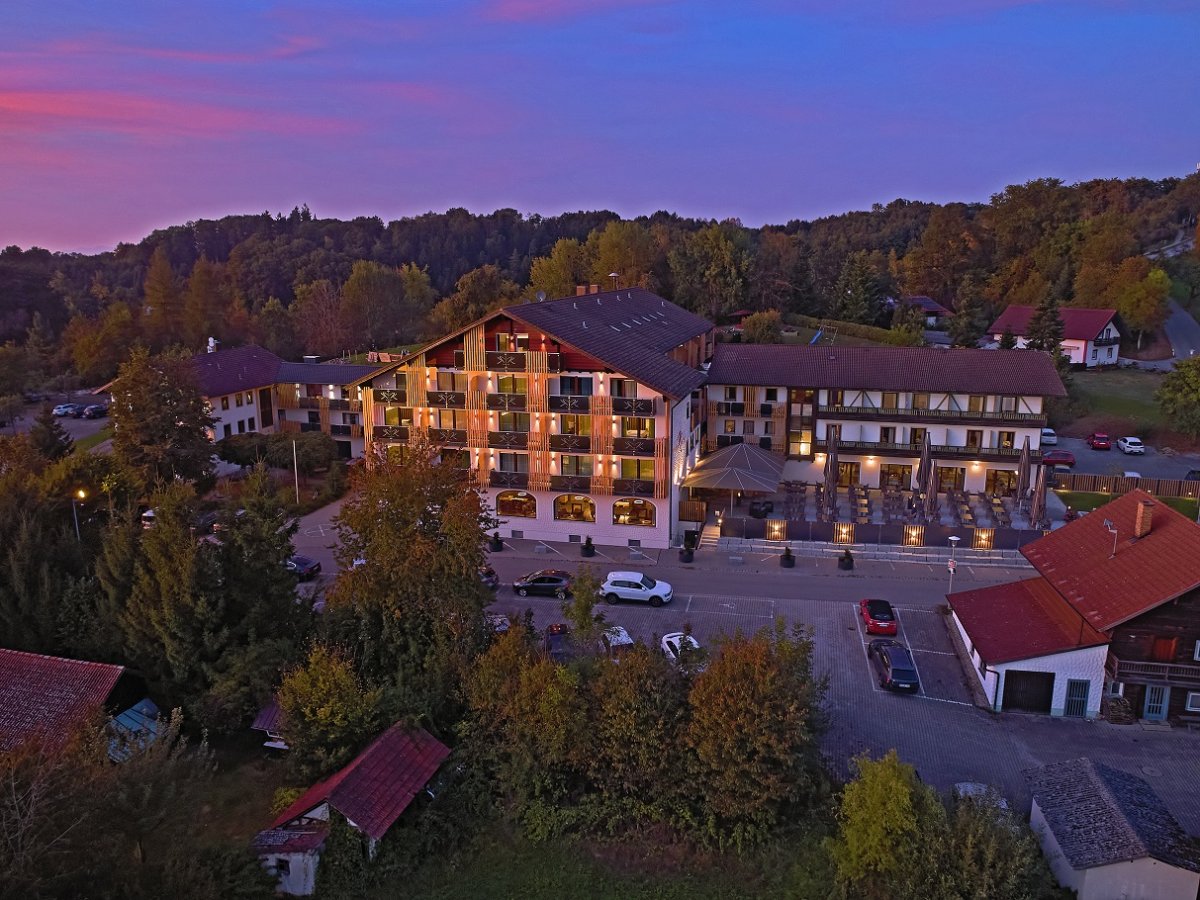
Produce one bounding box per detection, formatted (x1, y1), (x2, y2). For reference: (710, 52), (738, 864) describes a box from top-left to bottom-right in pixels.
(536, 290), (546, 303)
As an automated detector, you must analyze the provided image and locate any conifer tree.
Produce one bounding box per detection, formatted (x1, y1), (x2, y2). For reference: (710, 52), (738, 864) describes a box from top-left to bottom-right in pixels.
(27, 406), (74, 461)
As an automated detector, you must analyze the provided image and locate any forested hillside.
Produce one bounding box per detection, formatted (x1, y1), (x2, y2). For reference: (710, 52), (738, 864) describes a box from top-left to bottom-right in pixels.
(1, 174), (1198, 387)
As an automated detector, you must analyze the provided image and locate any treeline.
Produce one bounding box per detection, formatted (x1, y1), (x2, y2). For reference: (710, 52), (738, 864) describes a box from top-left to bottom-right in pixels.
(1, 174), (1198, 387)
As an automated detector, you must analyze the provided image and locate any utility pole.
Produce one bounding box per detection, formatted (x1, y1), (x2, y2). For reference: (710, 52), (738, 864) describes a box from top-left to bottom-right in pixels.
(293, 440), (300, 505)
(947, 535), (961, 594)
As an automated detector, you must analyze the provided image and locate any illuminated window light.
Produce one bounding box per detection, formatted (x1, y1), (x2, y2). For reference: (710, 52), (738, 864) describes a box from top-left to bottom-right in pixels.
(973, 528), (994, 551)
(835, 523), (854, 544)
(904, 525), (923, 547)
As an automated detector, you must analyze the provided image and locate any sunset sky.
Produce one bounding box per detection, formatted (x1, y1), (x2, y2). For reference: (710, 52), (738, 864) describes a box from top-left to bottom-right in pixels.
(3, 0), (1197, 252)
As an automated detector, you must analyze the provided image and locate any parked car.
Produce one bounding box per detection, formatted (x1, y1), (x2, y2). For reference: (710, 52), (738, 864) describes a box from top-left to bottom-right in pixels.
(1122, 471), (1142, 480)
(1116, 436), (1144, 455)
(600, 571), (673, 607)
(1185, 470), (1200, 482)
(1039, 427), (1058, 446)
(485, 613), (510, 634)
(286, 555), (322, 581)
(868, 639), (920, 693)
(478, 565), (500, 591)
(859, 598), (898, 636)
(542, 623), (574, 663)
(1047, 464), (1073, 488)
(82, 404), (107, 419)
(191, 510), (219, 534)
(597, 625), (635, 661)
(70, 403), (90, 418)
(52, 403), (77, 417)
(1042, 449), (1075, 467)
(211, 508), (247, 533)
(140, 508), (156, 529)
(661, 631), (705, 668)
(1086, 432), (1112, 450)
(513, 569), (572, 598)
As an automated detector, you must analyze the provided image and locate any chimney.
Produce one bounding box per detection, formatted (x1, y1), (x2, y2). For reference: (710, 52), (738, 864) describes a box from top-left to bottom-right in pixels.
(590, 284), (600, 294)
(1134, 499), (1154, 539)
(576, 285), (588, 296)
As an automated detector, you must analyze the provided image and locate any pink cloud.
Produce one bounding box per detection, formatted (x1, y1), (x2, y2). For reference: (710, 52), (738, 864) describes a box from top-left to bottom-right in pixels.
(0, 89), (350, 139)
(42, 32), (324, 66)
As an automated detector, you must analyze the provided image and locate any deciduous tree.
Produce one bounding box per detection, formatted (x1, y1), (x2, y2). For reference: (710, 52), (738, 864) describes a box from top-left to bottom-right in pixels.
(668, 223), (750, 320)
(741, 309), (783, 343)
(1157, 356), (1200, 437)
(831, 251), (884, 325)
(528, 238), (588, 301)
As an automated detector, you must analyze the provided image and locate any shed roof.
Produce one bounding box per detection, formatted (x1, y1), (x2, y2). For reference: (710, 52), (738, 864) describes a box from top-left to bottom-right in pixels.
(948, 577), (1107, 664)
(0, 649), (125, 751)
(1022, 489), (1200, 631)
(1027, 758), (1200, 872)
(270, 724), (449, 841)
(705, 343), (1067, 396)
(988, 306), (1118, 342)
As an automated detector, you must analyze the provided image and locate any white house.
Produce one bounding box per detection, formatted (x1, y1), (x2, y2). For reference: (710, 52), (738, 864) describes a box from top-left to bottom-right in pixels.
(1026, 758), (1200, 900)
(987, 306), (1121, 368)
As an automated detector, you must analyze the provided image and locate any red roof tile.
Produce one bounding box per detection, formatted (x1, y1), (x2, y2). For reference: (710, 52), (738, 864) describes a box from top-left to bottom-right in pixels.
(0, 649), (125, 751)
(949, 577), (1108, 664)
(1021, 490), (1200, 631)
(271, 724), (449, 841)
(988, 306), (1118, 342)
(705, 343), (1067, 396)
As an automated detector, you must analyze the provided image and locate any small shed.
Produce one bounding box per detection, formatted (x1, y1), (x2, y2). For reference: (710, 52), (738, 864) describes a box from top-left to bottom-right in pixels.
(1026, 758), (1200, 900)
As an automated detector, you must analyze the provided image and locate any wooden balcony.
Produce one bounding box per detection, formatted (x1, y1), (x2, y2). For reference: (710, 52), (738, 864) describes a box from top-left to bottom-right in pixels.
(489, 470), (529, 489)
(1093, 336), (1120, 347)
(429, 428), (467, 446)
(374, 389), (406, 405)
(548, 394), (591, 413)
(549, 434), (591, 452)
(488, 431), (529, 449)
(1107, 655), (1200, 687)
(611, 396), (657, 416)
(819, 404), (1046, 426)
(613, 478), (656, 496)
(613, 436), (657, 457)
(550, 475), (592, 492)
(375, 425), (409, 441)
(427, 390), (466, 408)
(485, 392), (528, 411)
(813, 439), (1034, 462)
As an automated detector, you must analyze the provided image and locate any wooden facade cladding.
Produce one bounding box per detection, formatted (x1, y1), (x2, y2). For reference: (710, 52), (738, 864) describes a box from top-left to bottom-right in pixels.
(591, 395), (614, 457)
(529, 449), (552, 492)
(528, 372), (549, 414)
(1108, 590), (1200, 677)
(592, 473), (613, 496)
(654, 436), (669, 498)
(463, 324), (486, 372)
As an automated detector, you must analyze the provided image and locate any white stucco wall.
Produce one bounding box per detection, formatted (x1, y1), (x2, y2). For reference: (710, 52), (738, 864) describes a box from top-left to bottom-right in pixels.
(261, 851), (320, 896)
(491, 491), (669, 549)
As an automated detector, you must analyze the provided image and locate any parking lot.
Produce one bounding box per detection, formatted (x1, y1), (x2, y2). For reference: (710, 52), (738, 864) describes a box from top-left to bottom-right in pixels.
(851, 604), (975, 706)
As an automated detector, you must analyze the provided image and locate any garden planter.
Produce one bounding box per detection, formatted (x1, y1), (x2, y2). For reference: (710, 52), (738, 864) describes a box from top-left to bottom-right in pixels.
(780, 554), (795, 568)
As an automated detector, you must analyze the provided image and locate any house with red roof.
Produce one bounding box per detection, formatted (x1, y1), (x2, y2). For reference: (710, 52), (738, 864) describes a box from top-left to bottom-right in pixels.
(949, 490), (1200, 720)
(987, 306), (1121, 368)
(899, 295), (952, 327)
(253, 723), (450, 896)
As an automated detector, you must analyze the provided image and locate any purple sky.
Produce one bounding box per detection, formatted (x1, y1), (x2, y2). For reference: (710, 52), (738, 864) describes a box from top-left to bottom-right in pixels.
(2, 0), (1197, 252)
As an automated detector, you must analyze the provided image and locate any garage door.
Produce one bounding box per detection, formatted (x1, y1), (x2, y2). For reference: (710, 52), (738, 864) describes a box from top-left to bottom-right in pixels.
(1002, 670), (1054, 714)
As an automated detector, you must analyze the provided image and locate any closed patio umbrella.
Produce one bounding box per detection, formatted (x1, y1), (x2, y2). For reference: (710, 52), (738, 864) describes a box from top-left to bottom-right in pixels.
(1016, 436), (1032, 509)
(824, 424), (840, 516)
(1028, 464), (1048, 528)
(915, 431), (932, 495)
(925, 464), (940, 521)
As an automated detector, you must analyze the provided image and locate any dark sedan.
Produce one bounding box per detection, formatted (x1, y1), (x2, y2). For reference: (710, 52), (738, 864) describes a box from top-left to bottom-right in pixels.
(543, 623), (574, 663)
(868, 639), (920, 693)
(286, 555), (322, 581)
(513, 569), (572, 598)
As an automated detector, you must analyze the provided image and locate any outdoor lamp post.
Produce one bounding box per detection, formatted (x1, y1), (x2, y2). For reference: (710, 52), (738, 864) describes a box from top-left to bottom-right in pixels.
(947, 535), (961, 593)
(71, 488), (87, 543)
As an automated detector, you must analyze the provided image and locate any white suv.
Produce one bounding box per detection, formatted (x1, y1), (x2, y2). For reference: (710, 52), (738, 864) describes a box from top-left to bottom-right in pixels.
(600, 571), (674, 607)
(1117, 437), (1145, 455)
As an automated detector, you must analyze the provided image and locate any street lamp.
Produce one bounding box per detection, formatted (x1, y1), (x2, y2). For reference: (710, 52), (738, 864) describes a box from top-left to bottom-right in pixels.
(71, 488), (87, 543)
(608, 271), (619, 291)
(947, 535), (961, 594)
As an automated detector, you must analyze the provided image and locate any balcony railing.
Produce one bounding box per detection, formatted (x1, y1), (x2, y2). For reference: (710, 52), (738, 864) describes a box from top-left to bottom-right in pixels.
(330, 424), (352, 437)
(813, 439), (1033, 461)
(488, 431), (529, 449)
(328, 399), (351, 411)
(612, 396), (657, 416)
(550, 474), (592, 492)
(427, 390), (466, 408)
(549, 434), (591, 452)
(429, 428), (467, 445)
(477, 350), (562, 372)
(613, 478), (655, 496)
(613, 436), (657, 456)
(820, 404), (1046, 424)
(548, 394), (591, 413)
(1107, 655), (1200, 686)
(298, 397), (322, 409)
(374, 389), (406, 405)
(485, 392), (528, 411)
(299, 422), (322, 433)
(1093, 335), (1120, 347)
(376, 425), (409, 441)
(489, 470), (529, 489)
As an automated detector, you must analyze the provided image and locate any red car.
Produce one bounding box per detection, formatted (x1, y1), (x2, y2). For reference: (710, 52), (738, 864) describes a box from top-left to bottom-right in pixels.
(1086, 432), (1112, 450)
(860, 598), (898, 635)
(1042, 449), (1076, 467)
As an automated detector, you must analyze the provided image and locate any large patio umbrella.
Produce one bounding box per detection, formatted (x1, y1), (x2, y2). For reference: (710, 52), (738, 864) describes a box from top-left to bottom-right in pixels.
(686, 440), (784, 478)
(823, 424), (840, 516)
(1028, 464), (1048, 528)
(682, 440), (783, 515)
(925, 463), (940, 521)
(1015, 436), (1032, 509)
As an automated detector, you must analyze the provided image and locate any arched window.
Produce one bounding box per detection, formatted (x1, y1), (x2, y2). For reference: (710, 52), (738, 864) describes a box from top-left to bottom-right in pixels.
(613, 497), (656, 527)
(496, 490), (536, 518)
(553, 495), (595, 523)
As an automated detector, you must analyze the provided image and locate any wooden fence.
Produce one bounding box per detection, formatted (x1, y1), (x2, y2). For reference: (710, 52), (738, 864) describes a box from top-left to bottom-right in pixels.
(1055, 473), (1200, 499)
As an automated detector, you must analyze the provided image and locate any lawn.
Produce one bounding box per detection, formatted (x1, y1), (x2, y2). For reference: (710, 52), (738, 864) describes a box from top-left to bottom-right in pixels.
(781, 327), (885, 348)
(394, 827), (834, 900)
(74, 425), (113, 452)
(1061, 369), (1164, 437)
(1056, 490), (1198, 520)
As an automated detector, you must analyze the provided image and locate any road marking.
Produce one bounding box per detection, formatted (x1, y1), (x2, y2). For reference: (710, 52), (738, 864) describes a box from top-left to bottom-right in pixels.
(910, 648), (958, 657)
(538, 541), (565, 558)
(686, 594), (692, 612)
(893, 607), (925, 694)
(853, 607), (884, 695)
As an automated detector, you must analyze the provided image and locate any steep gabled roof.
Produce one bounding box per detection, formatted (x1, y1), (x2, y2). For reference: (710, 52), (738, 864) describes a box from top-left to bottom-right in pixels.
(276, 361), (380, 386)
(705, 344), (1067, 396)
(191, 345), (282, 397)
(504, 289), (711, 399)
(988, 306), (1118, 342)
(1022, 490), (1200, 631)
(948, 577), (1107, 664)
(270, 724), (449, 841)
(1027, 758), (1200, 873)
(0, 649), (125, 751)
(902, 295), (951, 316)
